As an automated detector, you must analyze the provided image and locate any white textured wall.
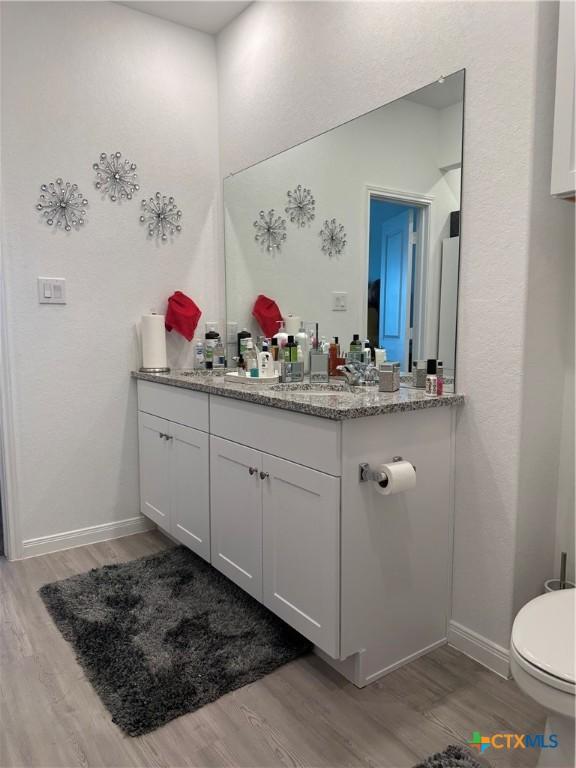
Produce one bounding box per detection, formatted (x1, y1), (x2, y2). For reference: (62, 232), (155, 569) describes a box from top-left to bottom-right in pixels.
(1, 2), (221, 547)
(218, 0), (573, 650)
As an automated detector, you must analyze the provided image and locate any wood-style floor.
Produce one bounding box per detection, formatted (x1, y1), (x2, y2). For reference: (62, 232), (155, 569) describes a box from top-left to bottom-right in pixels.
(0, 531), (546, 768)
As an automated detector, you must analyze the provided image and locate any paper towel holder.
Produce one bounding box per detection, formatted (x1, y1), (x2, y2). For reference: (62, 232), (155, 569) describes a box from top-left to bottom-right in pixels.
(358, 456), (415, 484)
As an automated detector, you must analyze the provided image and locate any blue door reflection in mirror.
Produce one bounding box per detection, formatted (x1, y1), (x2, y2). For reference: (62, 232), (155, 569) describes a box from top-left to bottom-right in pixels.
(368, 198), (419, 371)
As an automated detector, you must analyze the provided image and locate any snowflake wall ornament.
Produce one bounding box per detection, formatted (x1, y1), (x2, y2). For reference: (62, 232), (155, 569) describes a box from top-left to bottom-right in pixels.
(319, 218), (347, 257)
(93, 151), (139, 201)
(285, 185), (315, 228)
(140, 193), (182, 241)
(253, 209), (287, 252)
(36, 179), (88, 232)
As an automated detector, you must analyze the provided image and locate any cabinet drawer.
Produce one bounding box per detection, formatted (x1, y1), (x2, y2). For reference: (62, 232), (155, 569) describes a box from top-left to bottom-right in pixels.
(137, 380), (208, 432)
(210, 396), (341, 476)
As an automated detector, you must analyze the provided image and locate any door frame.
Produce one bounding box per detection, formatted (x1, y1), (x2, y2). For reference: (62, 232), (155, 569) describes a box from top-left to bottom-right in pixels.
(364, 185), (434, 362)
(0, 219), (21, 560)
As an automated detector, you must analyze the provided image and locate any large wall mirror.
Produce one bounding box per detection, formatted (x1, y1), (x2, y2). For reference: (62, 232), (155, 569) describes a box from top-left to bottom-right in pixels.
(224, 70), (464, 390)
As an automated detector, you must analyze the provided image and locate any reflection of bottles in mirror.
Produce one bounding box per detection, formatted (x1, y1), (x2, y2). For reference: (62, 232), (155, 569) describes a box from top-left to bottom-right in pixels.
(350, 334), (362, 362)
(296, 322), (309, 373)
(362, 340), (372, 364)
(213, 337), (226, 369)
(194, 342), (205, 369)
(273, 320), (288, 350)
(237, 328), (251, 357)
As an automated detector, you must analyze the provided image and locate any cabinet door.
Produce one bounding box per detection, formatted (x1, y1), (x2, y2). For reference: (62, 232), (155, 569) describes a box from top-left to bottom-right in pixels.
(170, 423), (210, 561)
(138, 412), (170, 532)
(210, 436), (263, 600)
(262, 455), (340, 657)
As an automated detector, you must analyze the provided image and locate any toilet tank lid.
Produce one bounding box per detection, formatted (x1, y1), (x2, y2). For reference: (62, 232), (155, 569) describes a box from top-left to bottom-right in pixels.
(512, 590), (575, 684)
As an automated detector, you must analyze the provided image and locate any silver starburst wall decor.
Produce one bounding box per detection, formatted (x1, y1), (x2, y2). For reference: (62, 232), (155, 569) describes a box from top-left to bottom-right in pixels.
(140, 193), (182, 241)
(36, 179), (88, 231)
(253, 209), (287, 252)
(93, 151), (139, 201)
(285, 185), (315, 228)
(319, 218), (347, 257)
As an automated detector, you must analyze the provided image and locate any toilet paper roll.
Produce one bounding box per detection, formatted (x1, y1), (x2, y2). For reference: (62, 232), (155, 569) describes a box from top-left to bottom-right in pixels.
(141, 314), (168, 370)
(374, 460), (416, 495)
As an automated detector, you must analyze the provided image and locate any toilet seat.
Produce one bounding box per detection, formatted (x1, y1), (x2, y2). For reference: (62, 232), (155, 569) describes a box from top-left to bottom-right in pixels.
(511, 590), (575, 695)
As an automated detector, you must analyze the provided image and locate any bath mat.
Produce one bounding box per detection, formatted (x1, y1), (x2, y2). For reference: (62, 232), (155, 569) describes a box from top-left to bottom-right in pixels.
(414, 745), (492, 768)
(39, 546), (310, 736)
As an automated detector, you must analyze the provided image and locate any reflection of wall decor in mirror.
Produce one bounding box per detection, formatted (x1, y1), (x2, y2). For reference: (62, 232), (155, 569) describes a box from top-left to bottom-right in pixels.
(225, 70), (464, 389)
(253, 209), (287, 251)
(285, 185), (315, 227)
(140, 193), (182, 241)
(319, 218), (347, 258)
(93, 151), (139, 201)
(36, 178), (88, 231)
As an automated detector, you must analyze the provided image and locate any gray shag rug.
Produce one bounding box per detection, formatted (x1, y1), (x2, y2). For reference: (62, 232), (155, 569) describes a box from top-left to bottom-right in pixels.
(414, 745), (491, 768)
(39, 546), (311, 736)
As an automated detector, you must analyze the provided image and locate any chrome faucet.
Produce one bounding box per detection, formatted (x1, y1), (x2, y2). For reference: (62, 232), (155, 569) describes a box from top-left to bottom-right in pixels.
(337, 362), (379, 386)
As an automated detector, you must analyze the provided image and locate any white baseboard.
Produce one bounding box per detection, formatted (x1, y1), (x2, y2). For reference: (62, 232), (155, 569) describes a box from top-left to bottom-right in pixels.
(448, 620), (510, 678)
(21, 516), (154, 559)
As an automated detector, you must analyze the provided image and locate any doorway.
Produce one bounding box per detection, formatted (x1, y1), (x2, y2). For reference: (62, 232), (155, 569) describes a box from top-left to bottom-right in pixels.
(367, 196), (422, 371)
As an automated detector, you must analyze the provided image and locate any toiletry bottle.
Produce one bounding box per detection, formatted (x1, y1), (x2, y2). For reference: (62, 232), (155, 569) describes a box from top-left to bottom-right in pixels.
(204, 323), (220, 370)
(237, 328), (251, 358)
(425, 359), (438, 396)
(194, 341), (205, 369)
(329, 337), (340, 376)
(273, 321), (288, 350)
(270, 337), (279, 361)
(350, 334), (362, 361)
(283, 335), (298, 363)
(213, 336), (226, 369)
(244, 340), (259, 378)
(296, 321), (309, 373)
(436, 361), (444, 395)
(237, 354), (246, 376)
(258, 349), (273, 378)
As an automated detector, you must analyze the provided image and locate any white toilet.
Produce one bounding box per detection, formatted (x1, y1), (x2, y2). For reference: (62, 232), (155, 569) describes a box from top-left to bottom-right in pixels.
(510, 589), (575, 768)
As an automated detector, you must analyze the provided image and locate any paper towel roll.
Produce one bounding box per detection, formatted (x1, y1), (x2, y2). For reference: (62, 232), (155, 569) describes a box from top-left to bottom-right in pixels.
(374, 460), (416, 495)
(283, 314), (301, 335)
(141, 314), (168, 370)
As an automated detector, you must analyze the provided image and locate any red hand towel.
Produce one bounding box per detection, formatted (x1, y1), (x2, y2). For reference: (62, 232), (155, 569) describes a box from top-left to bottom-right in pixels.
(252, 294), (283, 338)
(165, 291), (202, 341)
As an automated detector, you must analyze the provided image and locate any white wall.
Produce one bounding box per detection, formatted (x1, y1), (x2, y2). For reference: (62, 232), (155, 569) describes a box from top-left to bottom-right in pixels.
(225, 97), (460, 356)
(1, 2), (221, 551)
(217, 0), (573, 657)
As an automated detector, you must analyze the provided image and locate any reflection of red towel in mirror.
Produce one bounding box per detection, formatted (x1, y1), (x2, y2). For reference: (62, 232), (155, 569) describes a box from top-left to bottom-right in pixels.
(165, 291), (202, 341)
(252, 294), (283, 338)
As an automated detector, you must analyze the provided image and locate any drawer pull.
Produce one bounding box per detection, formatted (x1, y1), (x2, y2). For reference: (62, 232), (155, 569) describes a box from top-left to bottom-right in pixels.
(248, 466), (258, 476)
(259, 471), (269, 480)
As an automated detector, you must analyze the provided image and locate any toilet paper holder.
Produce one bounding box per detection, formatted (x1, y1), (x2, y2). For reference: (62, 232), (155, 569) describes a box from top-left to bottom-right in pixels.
(358, 456), (415, 484)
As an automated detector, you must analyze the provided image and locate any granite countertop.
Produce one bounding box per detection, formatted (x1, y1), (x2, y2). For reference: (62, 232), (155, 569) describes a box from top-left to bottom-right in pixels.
(132, 370), (464, 421)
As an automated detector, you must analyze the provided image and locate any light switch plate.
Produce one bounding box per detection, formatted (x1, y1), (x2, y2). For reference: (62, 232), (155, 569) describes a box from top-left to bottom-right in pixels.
(332, 291), (348, 311)
(38, 277), (66, 304)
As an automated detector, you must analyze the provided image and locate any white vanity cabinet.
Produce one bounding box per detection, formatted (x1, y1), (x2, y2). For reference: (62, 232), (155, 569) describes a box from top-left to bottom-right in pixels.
(262, 455), (340, 657)
(210, 436), (263, 600)
(209, 433), (341, 656)
(137, 381), (210, 561)
(136, 379), (458, 685)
